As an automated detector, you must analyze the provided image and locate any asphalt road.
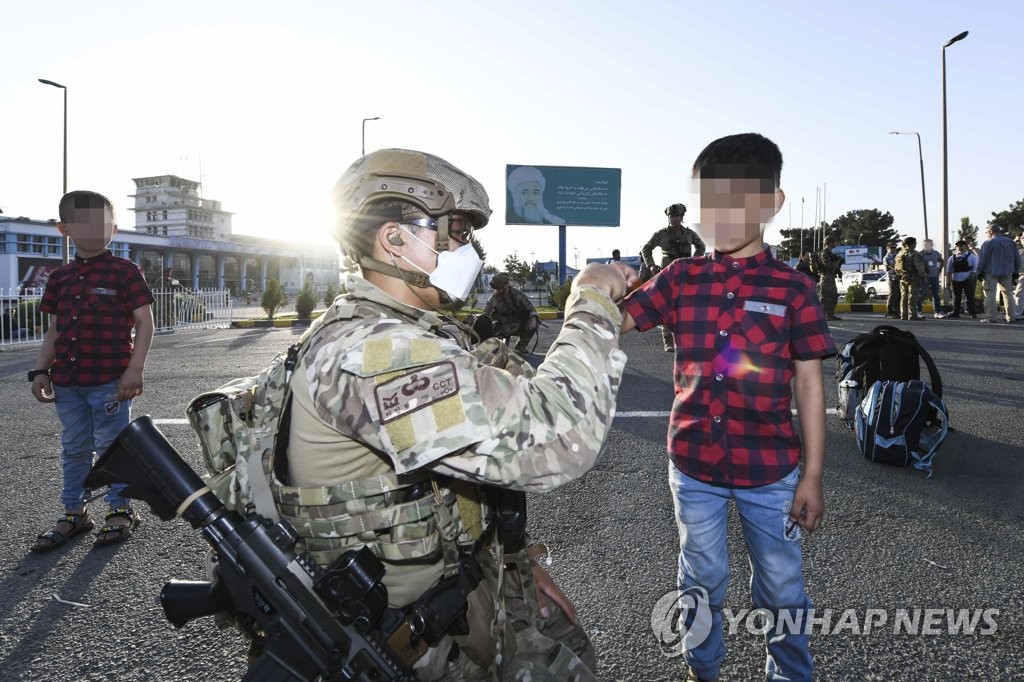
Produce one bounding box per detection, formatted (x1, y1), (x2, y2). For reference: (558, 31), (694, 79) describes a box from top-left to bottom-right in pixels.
(0, 313), (1021, 681)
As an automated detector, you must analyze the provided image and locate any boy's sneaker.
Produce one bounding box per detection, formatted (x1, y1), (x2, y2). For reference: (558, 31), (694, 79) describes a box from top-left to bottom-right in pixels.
(686, 669), (718, 682)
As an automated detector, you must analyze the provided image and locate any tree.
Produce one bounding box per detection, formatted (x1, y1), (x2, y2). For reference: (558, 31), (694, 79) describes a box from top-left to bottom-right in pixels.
(502, 254), (532, 288)
(295, 283), (316, 319)
(261, 277), (283, 320)
(322, 283), (337, 308)
(957, 216), (979, 248)
(777, 228), (819, 261)
(989, 198), (1024, 234)
(827, 209), (898, 248)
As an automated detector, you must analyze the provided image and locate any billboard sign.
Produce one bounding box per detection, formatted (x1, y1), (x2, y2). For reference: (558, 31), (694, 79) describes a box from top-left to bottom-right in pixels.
(505, 165), (621, 226)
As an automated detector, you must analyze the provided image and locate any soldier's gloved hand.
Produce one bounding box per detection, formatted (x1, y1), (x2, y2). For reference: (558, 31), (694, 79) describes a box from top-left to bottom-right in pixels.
(573, 262), (638, 303)
(531, 559), (578, 625)
(1013, 272), (1020, 285)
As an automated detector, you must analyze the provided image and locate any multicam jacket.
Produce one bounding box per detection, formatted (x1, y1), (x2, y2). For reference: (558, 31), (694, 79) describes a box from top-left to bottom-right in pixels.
(641, 225), (707, 268)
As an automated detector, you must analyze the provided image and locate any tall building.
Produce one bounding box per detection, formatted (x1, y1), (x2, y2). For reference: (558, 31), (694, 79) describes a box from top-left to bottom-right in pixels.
(129, 175), (234, 240)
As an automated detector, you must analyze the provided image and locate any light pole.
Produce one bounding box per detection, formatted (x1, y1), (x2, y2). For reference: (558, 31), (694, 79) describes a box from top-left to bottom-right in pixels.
(361, 117), (380, 156)
(857, 233), (864, 246)
(39, 78), (69, 264)
(889, 131), (929, 241)
(941, 30), (968, 263)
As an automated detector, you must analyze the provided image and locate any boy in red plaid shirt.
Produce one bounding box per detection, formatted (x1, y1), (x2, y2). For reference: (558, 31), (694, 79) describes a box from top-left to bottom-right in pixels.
(30, 191), (154, 551)
(622, 134), (834, 681)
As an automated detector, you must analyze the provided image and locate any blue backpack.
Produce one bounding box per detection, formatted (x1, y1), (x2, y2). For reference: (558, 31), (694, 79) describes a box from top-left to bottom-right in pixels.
(854, 380), (949, 477)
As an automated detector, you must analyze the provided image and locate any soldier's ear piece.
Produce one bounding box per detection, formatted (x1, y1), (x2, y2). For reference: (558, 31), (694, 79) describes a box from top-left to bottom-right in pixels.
(388, 235), (404, 246)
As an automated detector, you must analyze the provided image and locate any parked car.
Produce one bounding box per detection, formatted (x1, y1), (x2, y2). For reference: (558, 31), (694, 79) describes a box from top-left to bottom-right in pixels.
(837, 270), (891, 298)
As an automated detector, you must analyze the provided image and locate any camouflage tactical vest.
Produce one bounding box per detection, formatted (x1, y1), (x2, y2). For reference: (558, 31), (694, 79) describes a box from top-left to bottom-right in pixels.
(187, 299), (534, 575)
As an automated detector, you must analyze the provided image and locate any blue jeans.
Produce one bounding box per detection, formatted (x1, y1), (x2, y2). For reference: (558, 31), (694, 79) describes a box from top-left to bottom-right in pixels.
(669, 464), (813, 682)
(53, 380), (132, 511)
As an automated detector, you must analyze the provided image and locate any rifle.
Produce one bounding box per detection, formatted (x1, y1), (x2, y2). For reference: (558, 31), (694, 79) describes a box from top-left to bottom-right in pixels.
(85, 416), (417, 682)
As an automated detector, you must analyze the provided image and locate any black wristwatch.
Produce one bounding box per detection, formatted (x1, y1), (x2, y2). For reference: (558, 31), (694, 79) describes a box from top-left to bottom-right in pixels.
(28, 369), (50, 382)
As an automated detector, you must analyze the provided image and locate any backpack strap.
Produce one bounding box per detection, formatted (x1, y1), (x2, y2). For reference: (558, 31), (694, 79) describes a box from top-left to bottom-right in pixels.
(907, 335), (943, 398)
(250, 308), (356, 520)
(911, 394), (950, 478)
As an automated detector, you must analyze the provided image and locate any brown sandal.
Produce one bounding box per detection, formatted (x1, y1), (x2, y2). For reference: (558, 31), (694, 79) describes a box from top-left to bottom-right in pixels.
(32, 512), (95, 552)
(93, 507), (141, 547)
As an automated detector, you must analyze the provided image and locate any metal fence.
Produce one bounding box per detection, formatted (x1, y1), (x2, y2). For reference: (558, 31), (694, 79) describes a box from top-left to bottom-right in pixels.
(0, 288), (46, 348)
(0, 287), (234, 348)
(152, 288), (234, 332)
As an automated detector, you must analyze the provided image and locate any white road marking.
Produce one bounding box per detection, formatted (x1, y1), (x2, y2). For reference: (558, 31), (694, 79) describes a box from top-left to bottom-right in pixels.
(152, 418), (190, 425)
(616, 408), (840, 418)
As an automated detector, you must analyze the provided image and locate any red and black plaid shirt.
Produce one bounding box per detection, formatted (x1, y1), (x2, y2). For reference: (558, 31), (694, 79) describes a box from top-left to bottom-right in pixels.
(41, 250), (154, 387)
(625, 247), (835, 487)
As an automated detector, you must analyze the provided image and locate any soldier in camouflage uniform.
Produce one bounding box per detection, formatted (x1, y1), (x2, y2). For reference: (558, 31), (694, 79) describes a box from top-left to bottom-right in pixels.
(815, 236), (843, 321)
(274, 149), (636, 681)
(640, 203), (706, 351)
(482, 272), (539, 352)
(895, 236), (926, 321)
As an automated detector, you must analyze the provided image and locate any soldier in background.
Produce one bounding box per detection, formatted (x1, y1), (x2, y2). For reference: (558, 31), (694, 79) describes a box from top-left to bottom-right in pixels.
(895, 236), (926, 321)
(883, 242), (901, 318)
(794, 251), (816, 281)
(481, 271), (540, 353)
(816, 236), (843, 321)
(640, 203), (706, 351)
(278, 148), (636, 680)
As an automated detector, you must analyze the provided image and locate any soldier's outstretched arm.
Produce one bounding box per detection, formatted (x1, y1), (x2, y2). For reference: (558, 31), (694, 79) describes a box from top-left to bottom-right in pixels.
(421, 263), (635, 491)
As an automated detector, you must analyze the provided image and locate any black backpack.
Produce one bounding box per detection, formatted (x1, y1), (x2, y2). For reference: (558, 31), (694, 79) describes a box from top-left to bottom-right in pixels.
(835, 325), (942, 428)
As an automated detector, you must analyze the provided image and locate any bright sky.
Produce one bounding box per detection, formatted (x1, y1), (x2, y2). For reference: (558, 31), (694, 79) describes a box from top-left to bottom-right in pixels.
(2, 1), (1020, 269)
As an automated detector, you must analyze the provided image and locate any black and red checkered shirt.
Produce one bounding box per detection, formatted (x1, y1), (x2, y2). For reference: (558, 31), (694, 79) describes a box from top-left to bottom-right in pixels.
(625, 247), (835, 487)
(41, 250), (154, 387)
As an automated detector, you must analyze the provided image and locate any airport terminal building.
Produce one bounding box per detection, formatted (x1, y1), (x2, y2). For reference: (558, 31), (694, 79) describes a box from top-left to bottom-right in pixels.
(1, 174), (340, 295)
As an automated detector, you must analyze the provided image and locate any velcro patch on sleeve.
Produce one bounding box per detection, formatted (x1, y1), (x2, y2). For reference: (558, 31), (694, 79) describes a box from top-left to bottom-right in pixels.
(374, 362), (460, 424)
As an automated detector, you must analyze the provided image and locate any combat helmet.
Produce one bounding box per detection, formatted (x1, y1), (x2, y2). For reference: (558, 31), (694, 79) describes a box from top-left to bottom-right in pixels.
(665, 203), (687, 217)
(330, 148), (491, 285)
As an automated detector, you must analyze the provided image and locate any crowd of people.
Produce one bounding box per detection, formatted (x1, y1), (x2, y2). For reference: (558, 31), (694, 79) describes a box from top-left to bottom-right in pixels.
(879, 227), (1023, 323)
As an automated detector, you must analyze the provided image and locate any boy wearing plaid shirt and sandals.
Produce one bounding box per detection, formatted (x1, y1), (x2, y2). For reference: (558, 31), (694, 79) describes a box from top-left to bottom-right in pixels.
(622, 134), (834, 681)
(29, 191), (154, 552)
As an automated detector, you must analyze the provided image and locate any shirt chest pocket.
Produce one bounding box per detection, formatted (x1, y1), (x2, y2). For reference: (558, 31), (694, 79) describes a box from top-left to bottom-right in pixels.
(87, 287), (121, 314)
(737, 300), (788, 353)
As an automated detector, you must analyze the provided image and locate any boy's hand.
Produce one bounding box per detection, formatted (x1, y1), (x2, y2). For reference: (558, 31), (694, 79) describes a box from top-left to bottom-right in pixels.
(32, 375), (55, 403)
(117, 367), (144, 401)
(791, 475), (825, 533)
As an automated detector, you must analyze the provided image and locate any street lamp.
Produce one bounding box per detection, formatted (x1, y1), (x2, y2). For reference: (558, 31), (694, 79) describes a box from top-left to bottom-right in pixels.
(38, 78), (69, 264)
(941, 30), (968, 262)
(857, 233), (864, 246)
(361, 117), (380, 156)
(889, 131), (929, 241)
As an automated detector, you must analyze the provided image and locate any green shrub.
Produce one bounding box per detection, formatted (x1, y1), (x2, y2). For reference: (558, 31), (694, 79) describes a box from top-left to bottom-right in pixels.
(323, 284), (337, 308)
(547, 278), (573, 311)
(295, 286), (316, 319)
(844, 283), (868, 304)
(261, 278), (284, 320)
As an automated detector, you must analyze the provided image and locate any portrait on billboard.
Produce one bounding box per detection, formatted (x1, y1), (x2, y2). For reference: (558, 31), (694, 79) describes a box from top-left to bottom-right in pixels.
(506, 166), (566, 225)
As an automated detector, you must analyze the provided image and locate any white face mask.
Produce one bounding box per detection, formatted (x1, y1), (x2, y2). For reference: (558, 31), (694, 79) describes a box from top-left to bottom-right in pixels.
(399, 225), (484, 302)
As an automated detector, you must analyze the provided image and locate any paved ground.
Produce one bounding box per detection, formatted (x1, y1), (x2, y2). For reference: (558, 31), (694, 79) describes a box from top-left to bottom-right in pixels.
(0, 313), (1021, 681)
